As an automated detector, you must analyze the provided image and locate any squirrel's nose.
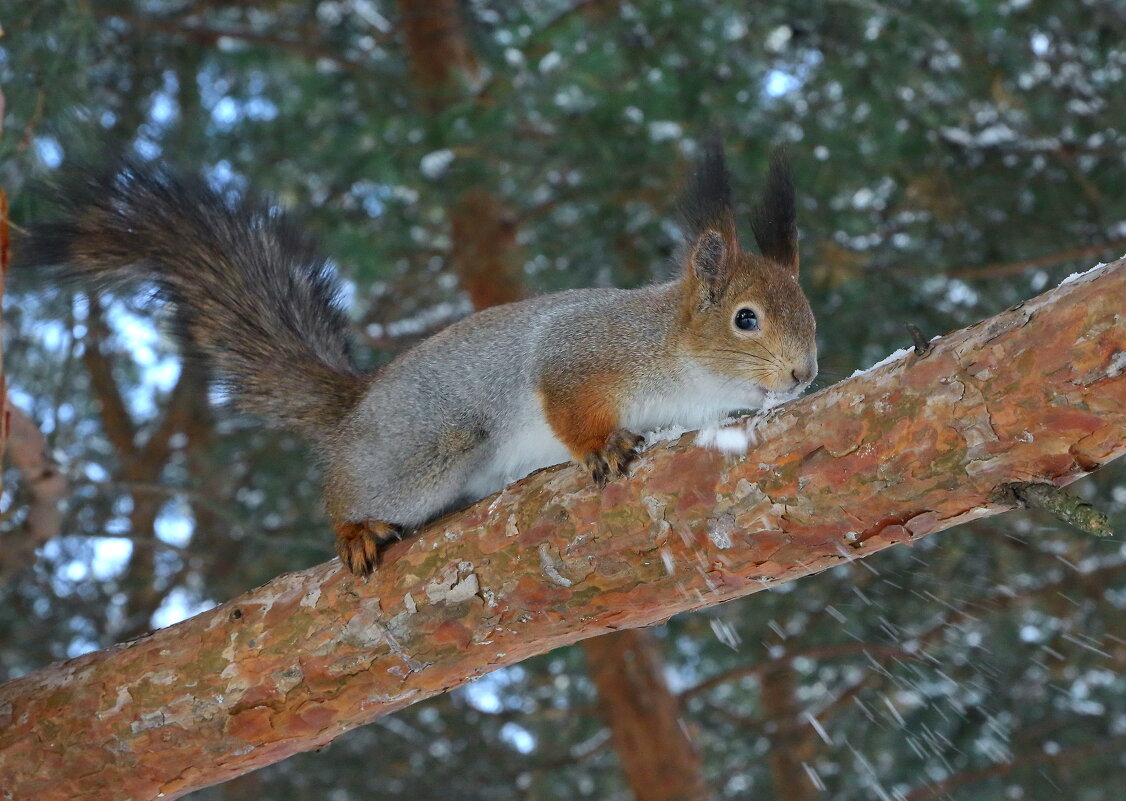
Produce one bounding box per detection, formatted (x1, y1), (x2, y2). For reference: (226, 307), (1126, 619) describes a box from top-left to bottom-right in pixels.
(791, 362), (816, 386)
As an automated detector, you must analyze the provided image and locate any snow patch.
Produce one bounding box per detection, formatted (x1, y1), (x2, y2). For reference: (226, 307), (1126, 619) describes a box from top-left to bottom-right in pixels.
(644, 424), (691, 445)
(1059, 262), (1106, 286)
(850, 347), (913, 378)
(696, 426), (750, 453)
(707, 515), (736, 549)
(420, 149), (455, 179)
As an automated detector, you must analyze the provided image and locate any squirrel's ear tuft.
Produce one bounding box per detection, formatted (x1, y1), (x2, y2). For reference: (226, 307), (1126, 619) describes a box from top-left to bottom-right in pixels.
(681, 135), (738, 305)
(680, 134), (735, 239)
(690, 229), (728, 302)
(750, 152), (799, 275)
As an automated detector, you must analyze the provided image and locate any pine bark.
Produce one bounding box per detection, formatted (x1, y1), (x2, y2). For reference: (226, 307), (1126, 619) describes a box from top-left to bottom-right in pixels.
(0, 260), (1122, 800)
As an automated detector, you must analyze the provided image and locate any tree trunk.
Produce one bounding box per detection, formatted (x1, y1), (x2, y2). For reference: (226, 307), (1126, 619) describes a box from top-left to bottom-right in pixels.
(394, 0), (479, 109)
(450, 188), (524, 309)
(0, 260), (1122, 800)
(760, 661), (817, 801)
(585, 631), (714, 801)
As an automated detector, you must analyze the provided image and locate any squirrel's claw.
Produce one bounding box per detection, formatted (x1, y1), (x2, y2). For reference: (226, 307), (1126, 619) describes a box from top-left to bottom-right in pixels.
(585, 429), (645, 488)
(334, 519), (402, 576)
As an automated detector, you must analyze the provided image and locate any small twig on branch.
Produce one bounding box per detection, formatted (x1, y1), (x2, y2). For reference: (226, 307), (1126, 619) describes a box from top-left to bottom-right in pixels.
(991, 481), (1113, 538)
(905, 323), (931, 356)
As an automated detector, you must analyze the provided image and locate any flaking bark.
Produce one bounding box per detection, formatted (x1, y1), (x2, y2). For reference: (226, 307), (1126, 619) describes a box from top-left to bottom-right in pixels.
(0, 260), (1123, 801)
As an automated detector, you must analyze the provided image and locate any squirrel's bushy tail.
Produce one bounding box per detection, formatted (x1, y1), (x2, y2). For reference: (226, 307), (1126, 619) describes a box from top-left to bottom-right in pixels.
(19, 157), (366, 440)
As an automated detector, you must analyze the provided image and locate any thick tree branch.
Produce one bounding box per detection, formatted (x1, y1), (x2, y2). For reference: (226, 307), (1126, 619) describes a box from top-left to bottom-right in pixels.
(82, 299), (138, 456)
(948, 238), (1126, 281)
(0, 260), (1123, 800)
(93, 10), (376, 75)
(904, 734), (1126, 801)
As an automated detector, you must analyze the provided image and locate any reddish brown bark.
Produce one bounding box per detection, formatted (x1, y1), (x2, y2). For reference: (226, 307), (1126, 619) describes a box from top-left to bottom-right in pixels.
(450, 188), (524, 309)
(395, 0), (525, 313)
(585, 631), (713, 801)
(759, 661), (818, 801)
(395, 0), (479, 107)
(0, 261), (1122, 800)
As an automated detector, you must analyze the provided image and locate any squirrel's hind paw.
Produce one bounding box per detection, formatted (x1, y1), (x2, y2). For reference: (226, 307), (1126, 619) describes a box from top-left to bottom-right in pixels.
(584, 429), (645, 488)
(334, 519), (403, 576)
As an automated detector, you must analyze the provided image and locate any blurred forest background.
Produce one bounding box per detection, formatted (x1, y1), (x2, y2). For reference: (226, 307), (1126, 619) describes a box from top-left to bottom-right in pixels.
(2, 1), (1125, 799)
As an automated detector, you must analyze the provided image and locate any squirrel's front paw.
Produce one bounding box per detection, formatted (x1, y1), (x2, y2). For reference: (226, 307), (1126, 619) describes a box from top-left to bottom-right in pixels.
(334, 519), (403, 576)
(584, 429), (645, 488)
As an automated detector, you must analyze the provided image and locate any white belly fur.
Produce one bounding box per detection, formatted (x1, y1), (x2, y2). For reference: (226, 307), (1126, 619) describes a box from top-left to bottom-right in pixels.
(624, 362), (767, 432)
(462, 401), (571, 501)
(462, 363), (765, 502)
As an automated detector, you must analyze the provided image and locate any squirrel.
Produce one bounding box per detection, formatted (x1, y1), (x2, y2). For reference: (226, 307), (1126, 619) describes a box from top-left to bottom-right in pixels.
(18, 138), (817, 576)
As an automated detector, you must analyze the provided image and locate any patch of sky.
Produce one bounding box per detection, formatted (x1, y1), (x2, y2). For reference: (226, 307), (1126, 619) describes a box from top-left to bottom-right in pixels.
(92, 537), (134, 580)
(353, 0), (392, 32)
(205, 159), (248, 195)
(152, 588), (218, 629)
(724, 15), (749, 42)
(765, 70), (801, 97)
(32, 319), (70, 354)
(463, 679), (503, 713)
(34, 136), (63, 169)
(212, 96), (239, 128)
(84, 461), (110, 482)
(104, 300), (182, 419)
(944, 279), (979, 307)
(499, 722), (536, 754)
(150, 96), (177, 127)
(919, 275), (980, 313)
(133, 138), (162, 160)
(350, 179), (393, 217)
(156, 502), (194, 548)
(763, 46), (822, 99)
(66, 636), (102, 659)
(42, 535), (133, 588)
(336, 275), (357, 313)
(553, 84), (593, 112)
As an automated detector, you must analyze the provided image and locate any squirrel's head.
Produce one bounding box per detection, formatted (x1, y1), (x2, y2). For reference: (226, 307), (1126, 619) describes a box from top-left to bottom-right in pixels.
(675, 137), (817, 399)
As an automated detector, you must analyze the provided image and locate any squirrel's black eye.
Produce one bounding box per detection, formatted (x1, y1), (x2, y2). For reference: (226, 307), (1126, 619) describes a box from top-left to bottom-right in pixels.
(734, 308), (759, 332)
